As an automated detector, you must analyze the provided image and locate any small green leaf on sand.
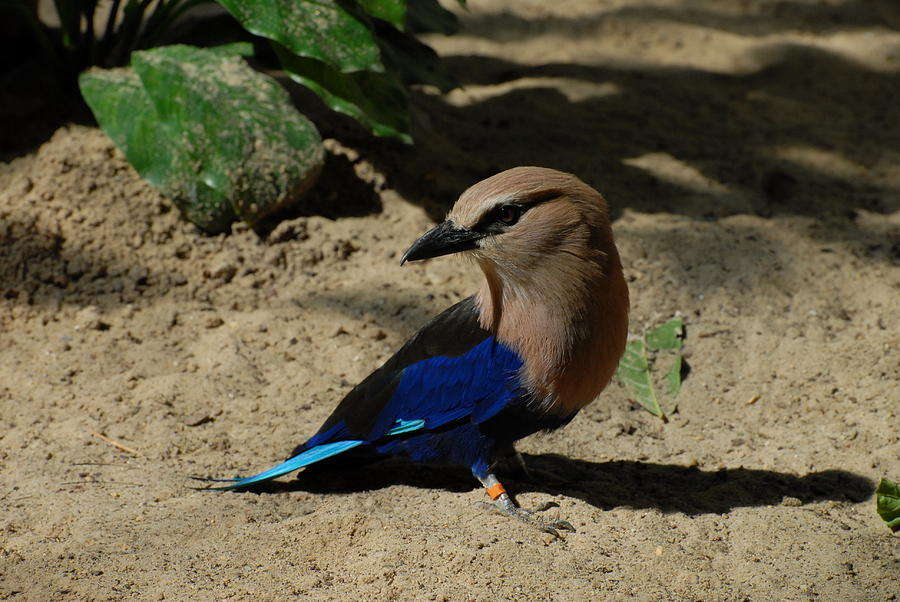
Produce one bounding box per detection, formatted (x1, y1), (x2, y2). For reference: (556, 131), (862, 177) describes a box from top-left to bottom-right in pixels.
(617, 317), (686, 420)
(876, 478), (900, 532)
(646, 318), (684, 351)
(617, 340), (665, 419)
(665, 354), (683, 398)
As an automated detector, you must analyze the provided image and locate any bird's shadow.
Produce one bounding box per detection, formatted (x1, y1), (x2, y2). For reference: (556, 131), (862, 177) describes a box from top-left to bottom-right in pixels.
(229, 453), (874, 514)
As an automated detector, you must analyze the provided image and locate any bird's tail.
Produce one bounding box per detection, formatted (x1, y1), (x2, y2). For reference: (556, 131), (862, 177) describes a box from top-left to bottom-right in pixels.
(198, 418), (426, 491)
(199, 440), (365, 490)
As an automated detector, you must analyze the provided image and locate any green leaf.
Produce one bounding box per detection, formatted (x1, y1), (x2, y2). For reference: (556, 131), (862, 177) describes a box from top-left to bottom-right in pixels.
(617, 340), (665, 419)
(81, 44), (324, 232)
(876, 478), (900, 532)
(80, 66), (237, 231)
(405, 0), (460, 35)
(275, 43), (412, 142)
(358, 0), (406, 30)
(617, 317), (688, 419)
(665, 354), (682, 398)
(646, 318), (683, 351)
(217, 0), (384, 73)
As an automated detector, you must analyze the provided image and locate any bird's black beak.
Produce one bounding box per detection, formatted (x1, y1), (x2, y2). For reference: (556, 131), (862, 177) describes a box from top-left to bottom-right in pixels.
(400, 220), (484, 265)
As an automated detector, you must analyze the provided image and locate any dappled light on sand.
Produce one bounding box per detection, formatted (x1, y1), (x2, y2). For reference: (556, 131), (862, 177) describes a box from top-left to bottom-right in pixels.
(1, 0), (898, 599)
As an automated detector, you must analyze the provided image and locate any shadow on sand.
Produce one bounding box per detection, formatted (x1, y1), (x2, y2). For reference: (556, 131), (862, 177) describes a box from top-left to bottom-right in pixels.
(221, 452), (874, 515)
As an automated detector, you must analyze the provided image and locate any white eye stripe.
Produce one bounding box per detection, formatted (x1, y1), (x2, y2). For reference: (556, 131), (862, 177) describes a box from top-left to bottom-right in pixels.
(483, 190), (563, 221)
(485, 195), (522, 213)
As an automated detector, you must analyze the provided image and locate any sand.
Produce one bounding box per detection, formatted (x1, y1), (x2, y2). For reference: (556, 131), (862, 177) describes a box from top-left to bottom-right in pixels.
(1, 1), (898, 599)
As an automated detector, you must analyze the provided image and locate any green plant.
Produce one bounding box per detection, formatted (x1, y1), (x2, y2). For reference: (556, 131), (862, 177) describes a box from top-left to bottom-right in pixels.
(876, 478), (900, 532)
(616, 317), (685, 421)
(80, 43), (325, 233)
(12, 0), (463, 232)
(9, 0), (208, 75)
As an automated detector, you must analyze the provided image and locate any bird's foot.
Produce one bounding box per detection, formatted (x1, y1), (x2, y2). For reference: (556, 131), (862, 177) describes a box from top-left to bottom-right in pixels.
(478, 493), (575, 538)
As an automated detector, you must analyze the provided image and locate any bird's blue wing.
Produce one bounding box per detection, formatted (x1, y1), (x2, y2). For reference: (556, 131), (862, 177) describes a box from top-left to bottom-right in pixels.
(306, 296), (494, 444)
(365, 335), (523, 436)
(208, 297), (525, 490)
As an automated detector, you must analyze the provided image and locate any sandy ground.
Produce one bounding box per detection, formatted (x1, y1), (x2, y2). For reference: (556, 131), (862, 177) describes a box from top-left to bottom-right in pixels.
(2, 0), (899, 599)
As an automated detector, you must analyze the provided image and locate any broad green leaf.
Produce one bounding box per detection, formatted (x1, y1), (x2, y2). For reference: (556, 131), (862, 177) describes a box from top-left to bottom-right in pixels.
(876, 478), (900, 532)
(79, 67), (171, 184)
(406, 0), (460, 35)
(80, 66), (237, 231)
(376, 23), (458, 92)
(275, 43), (412, 142)
(185, 40), (255, 57)
(133, 45), (324, 227)
(646, 318), (683, 351)
(617, 340), (665, 419)
(81, 44), (324, 232)
(217, 0), (384, 73)
(358, 0), (406, 30)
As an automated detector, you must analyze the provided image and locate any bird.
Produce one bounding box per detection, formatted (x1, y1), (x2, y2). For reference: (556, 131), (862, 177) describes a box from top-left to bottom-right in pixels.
(205, 166), (629, 535)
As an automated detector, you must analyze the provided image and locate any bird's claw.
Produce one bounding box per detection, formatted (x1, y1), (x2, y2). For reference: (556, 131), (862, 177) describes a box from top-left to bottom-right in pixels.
(476, 496), (576, 538)
(532, 500), (560, 513)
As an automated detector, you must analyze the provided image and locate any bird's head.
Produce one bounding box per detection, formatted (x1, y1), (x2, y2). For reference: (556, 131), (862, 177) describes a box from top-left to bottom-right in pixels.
(401, 167), (612, 282)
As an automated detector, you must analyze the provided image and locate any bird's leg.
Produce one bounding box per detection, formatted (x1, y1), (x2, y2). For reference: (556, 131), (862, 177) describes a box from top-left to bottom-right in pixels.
(512, 451), (536, 482)
(493, 445), (536, 482)
(476, 473), (575, 537)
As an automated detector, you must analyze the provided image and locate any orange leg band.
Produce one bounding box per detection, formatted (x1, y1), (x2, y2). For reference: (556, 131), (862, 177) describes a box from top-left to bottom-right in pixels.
(486, 483), (507, 500)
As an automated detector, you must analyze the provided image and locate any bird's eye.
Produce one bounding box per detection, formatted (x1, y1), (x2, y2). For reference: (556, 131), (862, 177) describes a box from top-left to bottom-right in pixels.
(495, 204), (522, 226)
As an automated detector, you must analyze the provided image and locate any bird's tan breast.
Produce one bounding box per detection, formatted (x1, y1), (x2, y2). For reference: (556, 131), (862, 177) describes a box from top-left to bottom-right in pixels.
(550, 266), (629, 415)
(476, 248), (629, 417)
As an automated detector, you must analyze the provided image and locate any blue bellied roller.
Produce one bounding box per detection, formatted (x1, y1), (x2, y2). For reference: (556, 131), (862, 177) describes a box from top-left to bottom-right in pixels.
(207, 167), (629, 534)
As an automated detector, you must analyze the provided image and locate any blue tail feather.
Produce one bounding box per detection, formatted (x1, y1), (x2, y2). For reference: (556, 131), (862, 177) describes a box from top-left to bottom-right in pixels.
(208, 440), (365, 490)
(207, 418), (428, 491)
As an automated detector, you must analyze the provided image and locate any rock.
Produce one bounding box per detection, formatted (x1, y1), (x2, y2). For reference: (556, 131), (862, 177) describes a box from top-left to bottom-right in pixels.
(210, 262), (237, 283)
(183, 412), (213, 427)
(75, 306), (110, 331)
